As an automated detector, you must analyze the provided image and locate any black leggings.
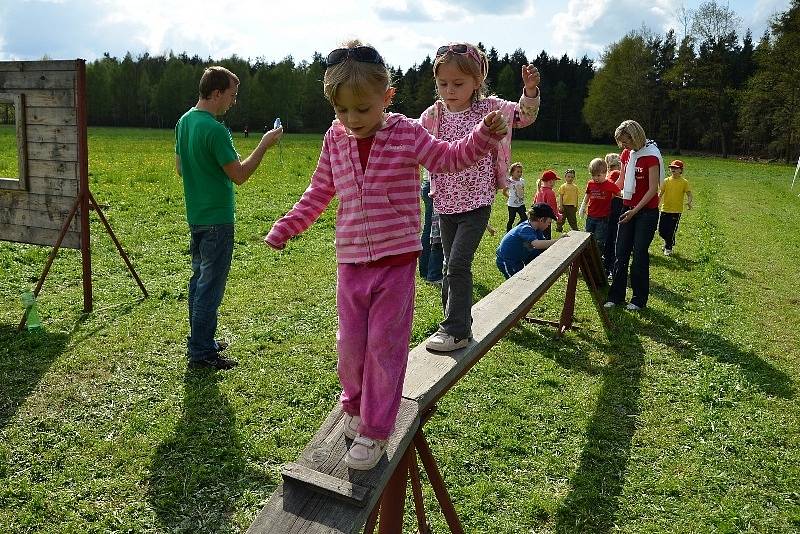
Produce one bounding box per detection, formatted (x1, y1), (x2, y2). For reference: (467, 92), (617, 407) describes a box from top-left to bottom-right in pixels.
(506, 205), (527, 232)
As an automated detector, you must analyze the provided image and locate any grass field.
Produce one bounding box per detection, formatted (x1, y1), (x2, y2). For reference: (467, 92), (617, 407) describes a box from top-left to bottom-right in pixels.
(1, 126), (799, 533)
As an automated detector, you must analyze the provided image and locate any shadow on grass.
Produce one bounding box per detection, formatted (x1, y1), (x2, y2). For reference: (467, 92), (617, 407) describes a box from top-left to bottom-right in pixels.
(503, 324), (604, 376)
(148, 367), (269, 533)
(0, 325), (69, 430)
(649, 282), (692, 309)
(553, 320), (645, 532)
(639, 308), (794, 399)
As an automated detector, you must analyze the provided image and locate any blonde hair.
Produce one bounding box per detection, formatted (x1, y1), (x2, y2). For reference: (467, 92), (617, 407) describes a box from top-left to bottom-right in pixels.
(323, 40), (392, 104)
(614, 120), (647, 150)
(509, 162), (523, 174)
(589, 158), (608, 175)
(433, 43), (489, 103)
(605, 152), (621, 170)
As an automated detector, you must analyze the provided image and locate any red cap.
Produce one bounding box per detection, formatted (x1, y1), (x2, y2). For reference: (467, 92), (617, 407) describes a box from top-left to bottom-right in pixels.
(540, 169), (560, 181)
(668, 160), (684, 169)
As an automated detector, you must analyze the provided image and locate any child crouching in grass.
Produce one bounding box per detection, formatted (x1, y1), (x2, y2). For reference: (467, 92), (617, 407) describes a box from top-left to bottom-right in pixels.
(495, 203), (563, 279)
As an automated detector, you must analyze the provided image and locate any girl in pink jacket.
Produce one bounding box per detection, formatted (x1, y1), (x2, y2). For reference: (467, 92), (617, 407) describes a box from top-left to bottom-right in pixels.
(265, 40), (507, 470)
(420, 42), (540, 353)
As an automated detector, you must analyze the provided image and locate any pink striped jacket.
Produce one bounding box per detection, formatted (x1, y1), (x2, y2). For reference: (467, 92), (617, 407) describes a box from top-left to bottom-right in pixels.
(266, 113), (501, 263)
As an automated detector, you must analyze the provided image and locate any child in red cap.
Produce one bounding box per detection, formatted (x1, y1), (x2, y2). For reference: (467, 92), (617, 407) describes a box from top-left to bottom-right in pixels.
(533, 169), (562, 239)
(658, 160), (693, 255)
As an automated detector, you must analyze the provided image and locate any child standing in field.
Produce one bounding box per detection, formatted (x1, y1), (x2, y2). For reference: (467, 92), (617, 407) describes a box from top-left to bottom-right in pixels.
(557, 168), (580, 232)
(496, 203), (562, 279)
(419, 42), (540, 352)
(265, 40), (508, 469)
(658, 159), (693, 255)
(503, 162), (527, 231)
(578, 158), (621, 258)
(534, 169), (561, 240)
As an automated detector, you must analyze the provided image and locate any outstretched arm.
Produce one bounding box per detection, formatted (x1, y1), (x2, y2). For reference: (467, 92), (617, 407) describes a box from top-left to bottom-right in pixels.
(224, 127), (283, 185)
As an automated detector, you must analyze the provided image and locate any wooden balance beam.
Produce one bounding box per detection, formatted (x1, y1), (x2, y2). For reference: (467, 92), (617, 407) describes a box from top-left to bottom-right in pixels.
(247, 231), (609, 533)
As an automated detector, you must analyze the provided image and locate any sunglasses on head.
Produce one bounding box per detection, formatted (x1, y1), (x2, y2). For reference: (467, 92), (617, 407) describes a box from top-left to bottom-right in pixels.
(435, 44), (472, 57)
(326, 46), (385, 67)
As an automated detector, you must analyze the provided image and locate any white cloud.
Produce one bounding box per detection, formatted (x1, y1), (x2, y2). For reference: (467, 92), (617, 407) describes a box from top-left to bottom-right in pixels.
(550, 0), (683, 60)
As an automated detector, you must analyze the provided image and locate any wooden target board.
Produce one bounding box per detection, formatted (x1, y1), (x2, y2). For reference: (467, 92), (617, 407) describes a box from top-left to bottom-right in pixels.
(0, 60), (82, 249)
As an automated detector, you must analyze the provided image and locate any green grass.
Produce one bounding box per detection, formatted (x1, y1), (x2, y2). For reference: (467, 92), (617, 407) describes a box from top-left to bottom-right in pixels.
(0, 124), (20, 178)
(1, 127), (799, 533)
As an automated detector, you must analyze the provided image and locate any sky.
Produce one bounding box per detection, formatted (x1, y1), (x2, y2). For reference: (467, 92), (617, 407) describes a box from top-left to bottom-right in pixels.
(0, 0), (793, 70)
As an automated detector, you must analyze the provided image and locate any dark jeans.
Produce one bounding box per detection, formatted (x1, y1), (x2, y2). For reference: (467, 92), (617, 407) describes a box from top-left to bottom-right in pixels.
(439, 205), (492, 339)
(188, 223), (234, 362)
(419, 180), (433, 278)
(607, 207), (658, 308)
(585, 216), (608, 252)
(658, 212), (682, 250)
(557, 205), (579, 232)
(506, 204), (527, 232)
(604, 196), (624, 274)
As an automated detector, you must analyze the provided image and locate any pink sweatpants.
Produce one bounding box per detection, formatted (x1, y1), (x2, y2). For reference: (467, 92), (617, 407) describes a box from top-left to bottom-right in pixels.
(336, 260), (416, 440)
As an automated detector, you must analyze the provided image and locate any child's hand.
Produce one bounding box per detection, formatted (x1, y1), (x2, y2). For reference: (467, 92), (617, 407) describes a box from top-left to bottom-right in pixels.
(263, 235), (285, 250)
(522, 65), (540, 97)
(483, 110), (508, 136)
(262, 126), (283, 149)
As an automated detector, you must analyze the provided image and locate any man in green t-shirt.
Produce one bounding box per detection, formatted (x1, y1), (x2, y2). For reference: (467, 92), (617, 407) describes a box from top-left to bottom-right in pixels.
(175, 66), (282, 370)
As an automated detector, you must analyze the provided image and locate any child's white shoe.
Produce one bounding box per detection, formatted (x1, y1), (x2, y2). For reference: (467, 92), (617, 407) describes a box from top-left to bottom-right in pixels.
(342, 413), (361, 440)
(626, 303), (642, 311)
(345, 434), (387, 470)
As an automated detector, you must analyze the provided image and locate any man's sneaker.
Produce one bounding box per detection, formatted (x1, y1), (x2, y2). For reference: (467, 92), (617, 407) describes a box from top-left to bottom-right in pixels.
(663, 248), (672, 256)
(603, 301), (616, 308)
(342, 413), (361, 440)
(188, 354), (239, 370)
(425, 332), (469, 352)
(345, 435), (387, 470)
(626, 303), (642, 311)
(427, 278), (443, 288)
(214, 339), (229, 352)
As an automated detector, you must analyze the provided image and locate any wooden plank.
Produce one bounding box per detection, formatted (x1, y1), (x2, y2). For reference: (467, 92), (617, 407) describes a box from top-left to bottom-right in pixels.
(26, 175), (79, 197)
(19, 90), (75, 108)
(0, 60), (79, 72)
(26, 107), (76, 126)
(27, 141), (77, 162)
(247, 399), (419, 534)
(0, 191), (78, 212)
(28, 160), (78, 180)
(402, 232), (593, 410)
(281, 463), (370, 507)
(26, 124), (78, 144)
(0, 70), (76, 90)
(0, 223), (80, 249)
(0, 203), (80, 232)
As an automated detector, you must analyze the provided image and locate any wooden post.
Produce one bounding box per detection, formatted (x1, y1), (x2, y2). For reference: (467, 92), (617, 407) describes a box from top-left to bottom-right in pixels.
(413, 430), (464, 534)
(557, 258), (580, 334)
(76, 59), (92, 312)
(377, 448), (411, 534)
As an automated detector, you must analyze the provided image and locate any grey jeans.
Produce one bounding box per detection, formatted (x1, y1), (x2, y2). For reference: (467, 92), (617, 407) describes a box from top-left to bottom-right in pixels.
(438, 205), (492, 339)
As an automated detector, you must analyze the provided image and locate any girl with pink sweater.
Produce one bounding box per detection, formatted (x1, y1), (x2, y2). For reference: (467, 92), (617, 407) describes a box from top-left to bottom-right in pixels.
(265, 40), (507, 470)
(420, 42), (540, 352)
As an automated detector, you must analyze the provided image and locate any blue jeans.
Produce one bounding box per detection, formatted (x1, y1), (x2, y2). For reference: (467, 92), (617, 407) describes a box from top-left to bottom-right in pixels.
(585, 216), (609, 252)
(607, 208), (658, 308)
(419, 180), (433, 278)
(188, 224), (234, 361)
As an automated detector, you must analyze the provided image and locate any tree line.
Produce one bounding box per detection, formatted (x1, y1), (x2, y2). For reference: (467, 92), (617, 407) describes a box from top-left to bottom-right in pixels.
(12, 0), (789, 161)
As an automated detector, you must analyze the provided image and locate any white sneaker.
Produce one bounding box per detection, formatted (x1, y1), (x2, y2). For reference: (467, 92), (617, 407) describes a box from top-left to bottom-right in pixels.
(342, 413), (360, 440)
(425, 332), (469, 352)
(345, 434), (387, 470)
(603, 301), (616, 308)
(663, 248), (672, 256)
(626, 303), (642, 311)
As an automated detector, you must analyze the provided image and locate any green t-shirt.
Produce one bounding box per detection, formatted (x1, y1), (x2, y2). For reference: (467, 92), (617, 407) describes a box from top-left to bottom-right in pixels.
(175, 108), (239, 225)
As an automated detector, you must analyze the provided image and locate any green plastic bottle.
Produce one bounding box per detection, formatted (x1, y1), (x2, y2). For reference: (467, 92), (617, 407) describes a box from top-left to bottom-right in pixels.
(21, 291), (43, 331)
